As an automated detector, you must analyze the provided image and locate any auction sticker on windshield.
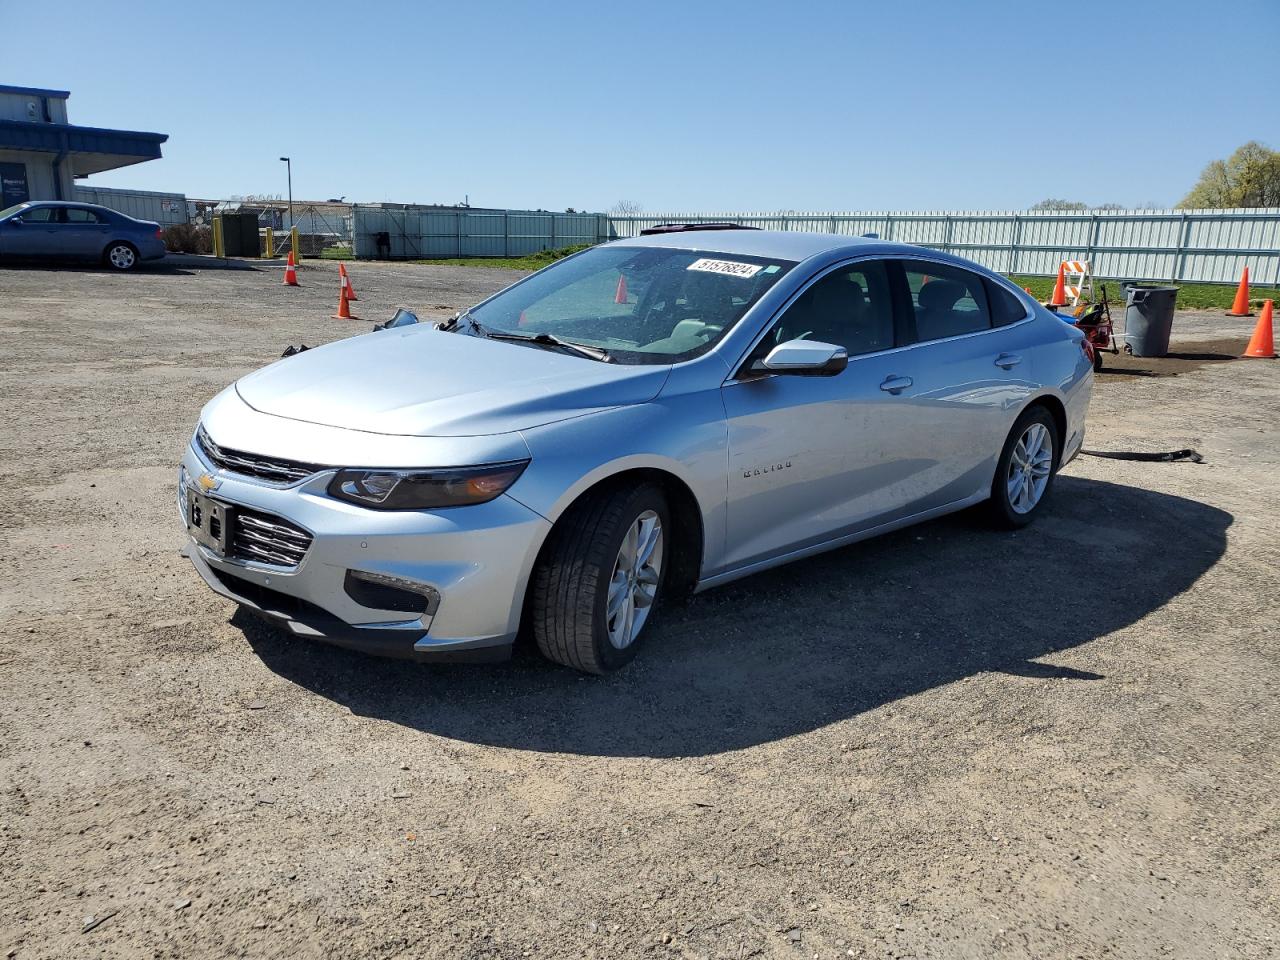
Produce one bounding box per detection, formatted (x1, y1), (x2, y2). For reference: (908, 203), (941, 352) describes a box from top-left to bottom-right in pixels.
(687, 258), (762, 279)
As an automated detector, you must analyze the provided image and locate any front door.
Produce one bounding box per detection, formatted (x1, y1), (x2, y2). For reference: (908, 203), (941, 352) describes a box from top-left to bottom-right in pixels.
(0, 204), (60, 256)
(720, 259), (926, 572)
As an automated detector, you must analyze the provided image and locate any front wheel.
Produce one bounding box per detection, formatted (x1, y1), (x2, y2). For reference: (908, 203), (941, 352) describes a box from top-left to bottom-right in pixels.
(104, 242), (138, 271)
(530, 483), (669, 674)
(988, 406), (1059, 529)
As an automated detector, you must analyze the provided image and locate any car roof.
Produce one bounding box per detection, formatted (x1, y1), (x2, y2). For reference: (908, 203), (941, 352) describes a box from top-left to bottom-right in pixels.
(22, 200), (112, 208)
(611, 228), (873, 261)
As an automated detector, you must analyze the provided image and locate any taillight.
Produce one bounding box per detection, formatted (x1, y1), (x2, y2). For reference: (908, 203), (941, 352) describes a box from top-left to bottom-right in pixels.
(1080, 337), (1095, 365)
(156, 227), (164, 239)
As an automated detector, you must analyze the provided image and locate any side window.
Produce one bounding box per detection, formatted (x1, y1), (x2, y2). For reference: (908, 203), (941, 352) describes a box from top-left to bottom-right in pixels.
(63, 207), (105, 224)
(902, 261), (991, 342)
(766, 260), (895, 358)
(985, 279), (1028, 326)
(17, 206), (55, 223)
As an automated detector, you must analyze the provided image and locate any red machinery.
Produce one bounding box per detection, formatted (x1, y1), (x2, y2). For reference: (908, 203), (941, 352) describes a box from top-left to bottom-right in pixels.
(1069, 284), (1118, 371)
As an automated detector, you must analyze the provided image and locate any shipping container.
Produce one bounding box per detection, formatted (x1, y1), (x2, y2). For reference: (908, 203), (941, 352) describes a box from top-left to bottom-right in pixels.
(72, 185), (189, 225)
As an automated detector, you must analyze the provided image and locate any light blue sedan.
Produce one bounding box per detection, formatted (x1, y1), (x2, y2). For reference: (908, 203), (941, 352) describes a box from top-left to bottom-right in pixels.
(182, 227), (1092, 673)
(0, 200), (166, 270)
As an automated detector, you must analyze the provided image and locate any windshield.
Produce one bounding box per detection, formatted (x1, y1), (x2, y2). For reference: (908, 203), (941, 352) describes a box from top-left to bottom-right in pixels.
(0, 203), (28, 220)
(467, 245), (796, 364)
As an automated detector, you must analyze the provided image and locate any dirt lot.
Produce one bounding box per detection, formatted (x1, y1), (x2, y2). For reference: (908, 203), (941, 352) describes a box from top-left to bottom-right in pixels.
(1, 259), (1276, 959)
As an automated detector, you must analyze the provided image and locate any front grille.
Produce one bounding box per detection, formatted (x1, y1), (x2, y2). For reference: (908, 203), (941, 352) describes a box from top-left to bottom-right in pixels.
(230, 508), (313, 567)
(197, 425), (324, 485)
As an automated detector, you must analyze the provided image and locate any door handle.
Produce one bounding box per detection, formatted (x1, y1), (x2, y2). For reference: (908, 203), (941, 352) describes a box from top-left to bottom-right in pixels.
(879, 375), (913, 394)
(994, 353), (1023, 369)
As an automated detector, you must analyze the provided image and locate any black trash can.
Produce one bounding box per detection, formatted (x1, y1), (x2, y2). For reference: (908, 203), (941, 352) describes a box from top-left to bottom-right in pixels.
(1121, 282), (1179, 357)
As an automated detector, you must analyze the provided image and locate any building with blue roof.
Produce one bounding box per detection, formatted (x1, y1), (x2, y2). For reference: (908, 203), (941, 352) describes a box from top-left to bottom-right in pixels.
(0, 84), (167, 208)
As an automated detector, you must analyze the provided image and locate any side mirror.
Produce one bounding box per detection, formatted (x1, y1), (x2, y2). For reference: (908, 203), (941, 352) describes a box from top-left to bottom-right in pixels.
(752, 339), (848, 377)
(7, 217), (22, 226)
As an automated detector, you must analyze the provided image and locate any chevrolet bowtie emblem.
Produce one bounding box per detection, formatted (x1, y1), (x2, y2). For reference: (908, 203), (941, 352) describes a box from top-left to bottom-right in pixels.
(197, 472), (220, 492)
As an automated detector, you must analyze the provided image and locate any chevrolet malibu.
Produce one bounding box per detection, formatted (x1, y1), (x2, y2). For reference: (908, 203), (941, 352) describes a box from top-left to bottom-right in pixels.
(180, 227), (1092, 673)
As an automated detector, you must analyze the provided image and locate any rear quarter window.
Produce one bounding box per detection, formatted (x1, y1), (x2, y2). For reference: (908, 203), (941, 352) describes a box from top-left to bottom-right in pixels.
(986, 280), (1030, 326)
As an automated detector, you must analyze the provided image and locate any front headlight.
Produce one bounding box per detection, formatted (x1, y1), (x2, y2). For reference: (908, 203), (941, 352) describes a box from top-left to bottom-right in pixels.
(327, 460), (529, 510)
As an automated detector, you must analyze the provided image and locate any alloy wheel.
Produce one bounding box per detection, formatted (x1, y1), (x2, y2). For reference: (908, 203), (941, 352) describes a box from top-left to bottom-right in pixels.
(605, 509), (663, 649)
(109, 245), (136, 270)
(1007, 422), (1053, 514)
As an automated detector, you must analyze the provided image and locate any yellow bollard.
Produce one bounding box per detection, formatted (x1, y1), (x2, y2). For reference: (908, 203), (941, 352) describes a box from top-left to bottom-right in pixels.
(264, 226), (274, 259)
(212, 216), (225, 259)
(291, 226), (301, 263)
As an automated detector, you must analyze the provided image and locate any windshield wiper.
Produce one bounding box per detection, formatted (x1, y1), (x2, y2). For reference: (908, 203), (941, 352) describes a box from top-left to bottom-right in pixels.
(484, 331), (613, 362)
(440, 312), (611, 362)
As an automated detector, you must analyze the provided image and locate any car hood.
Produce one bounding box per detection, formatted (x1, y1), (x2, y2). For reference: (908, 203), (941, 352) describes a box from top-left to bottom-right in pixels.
(235, 325), (671, 437)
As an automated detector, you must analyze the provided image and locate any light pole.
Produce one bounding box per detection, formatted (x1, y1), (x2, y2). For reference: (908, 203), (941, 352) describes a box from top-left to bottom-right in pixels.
(278, 156), (293, 230)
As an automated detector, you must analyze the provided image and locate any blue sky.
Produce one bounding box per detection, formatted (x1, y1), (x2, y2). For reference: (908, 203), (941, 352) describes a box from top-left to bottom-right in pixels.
(7, 0), (1277, 211)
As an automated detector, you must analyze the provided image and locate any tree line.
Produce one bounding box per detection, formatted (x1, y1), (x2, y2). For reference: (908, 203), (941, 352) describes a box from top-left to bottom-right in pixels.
(1034, 141), (1279, 211)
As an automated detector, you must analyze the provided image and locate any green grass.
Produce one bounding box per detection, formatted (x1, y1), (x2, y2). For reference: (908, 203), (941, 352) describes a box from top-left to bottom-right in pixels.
(319, 245), (355, 260)
(1008, 275), (1279, 311)
(408, 244), (591, 271)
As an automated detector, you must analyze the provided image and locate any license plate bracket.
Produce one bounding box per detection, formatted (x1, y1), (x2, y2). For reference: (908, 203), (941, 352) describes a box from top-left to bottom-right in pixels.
(187, 487), (232, 557)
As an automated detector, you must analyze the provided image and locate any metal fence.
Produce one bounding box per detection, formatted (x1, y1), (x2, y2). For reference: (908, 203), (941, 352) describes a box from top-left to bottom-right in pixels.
(352, 206), (608, 259)
(607, 209), (1280, 285)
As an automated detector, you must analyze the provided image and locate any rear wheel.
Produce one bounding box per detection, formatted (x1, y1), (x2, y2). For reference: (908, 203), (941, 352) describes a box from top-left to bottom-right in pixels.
(988, 406), (1059, 529)
(104, 242), (138, 271)
(531, 483), (669, 674)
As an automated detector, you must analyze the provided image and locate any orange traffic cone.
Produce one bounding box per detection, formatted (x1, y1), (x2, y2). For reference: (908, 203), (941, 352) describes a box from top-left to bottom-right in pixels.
(283, 251), (299, 286)
(332, 284), (360, 320)
(1227, 266), (1253, 317)
(1049, 263), (1067, 306)
(614, 274), (628, 304)
(1024, 286), (1033, 295)
(1242, 299), (1276, 358)
(339, 262), (359, 301)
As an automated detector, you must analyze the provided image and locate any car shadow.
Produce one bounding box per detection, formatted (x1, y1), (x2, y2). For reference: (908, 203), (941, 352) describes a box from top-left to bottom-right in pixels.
(240, 476), (1229, 758)
(0, 261), (195, 276)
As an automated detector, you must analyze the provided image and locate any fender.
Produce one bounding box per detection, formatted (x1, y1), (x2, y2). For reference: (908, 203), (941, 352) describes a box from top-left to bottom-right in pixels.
(510, 395), (730, 573)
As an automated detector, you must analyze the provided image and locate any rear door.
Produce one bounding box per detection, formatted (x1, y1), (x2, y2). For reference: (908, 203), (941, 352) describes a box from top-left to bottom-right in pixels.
(59, 206), (111, 258)
(874, 259), (1040, 514)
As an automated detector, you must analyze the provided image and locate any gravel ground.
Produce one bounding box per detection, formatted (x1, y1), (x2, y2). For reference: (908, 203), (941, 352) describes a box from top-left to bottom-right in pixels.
(1, 259), (1276, 959)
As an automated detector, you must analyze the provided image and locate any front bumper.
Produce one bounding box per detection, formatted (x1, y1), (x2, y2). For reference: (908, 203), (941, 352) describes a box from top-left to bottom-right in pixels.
(179, 439), (551, 662)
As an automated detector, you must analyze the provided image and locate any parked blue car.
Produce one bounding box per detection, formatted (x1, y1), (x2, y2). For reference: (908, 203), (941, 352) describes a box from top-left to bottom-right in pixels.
(0, 200), (166, 270)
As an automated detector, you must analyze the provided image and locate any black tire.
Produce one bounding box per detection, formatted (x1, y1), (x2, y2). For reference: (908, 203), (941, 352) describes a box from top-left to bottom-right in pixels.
(1093, 349), (1104, 372)
(104, 241), (139, 271)
(987, 405), (1060, 529)
(530, 482), (669, 674)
